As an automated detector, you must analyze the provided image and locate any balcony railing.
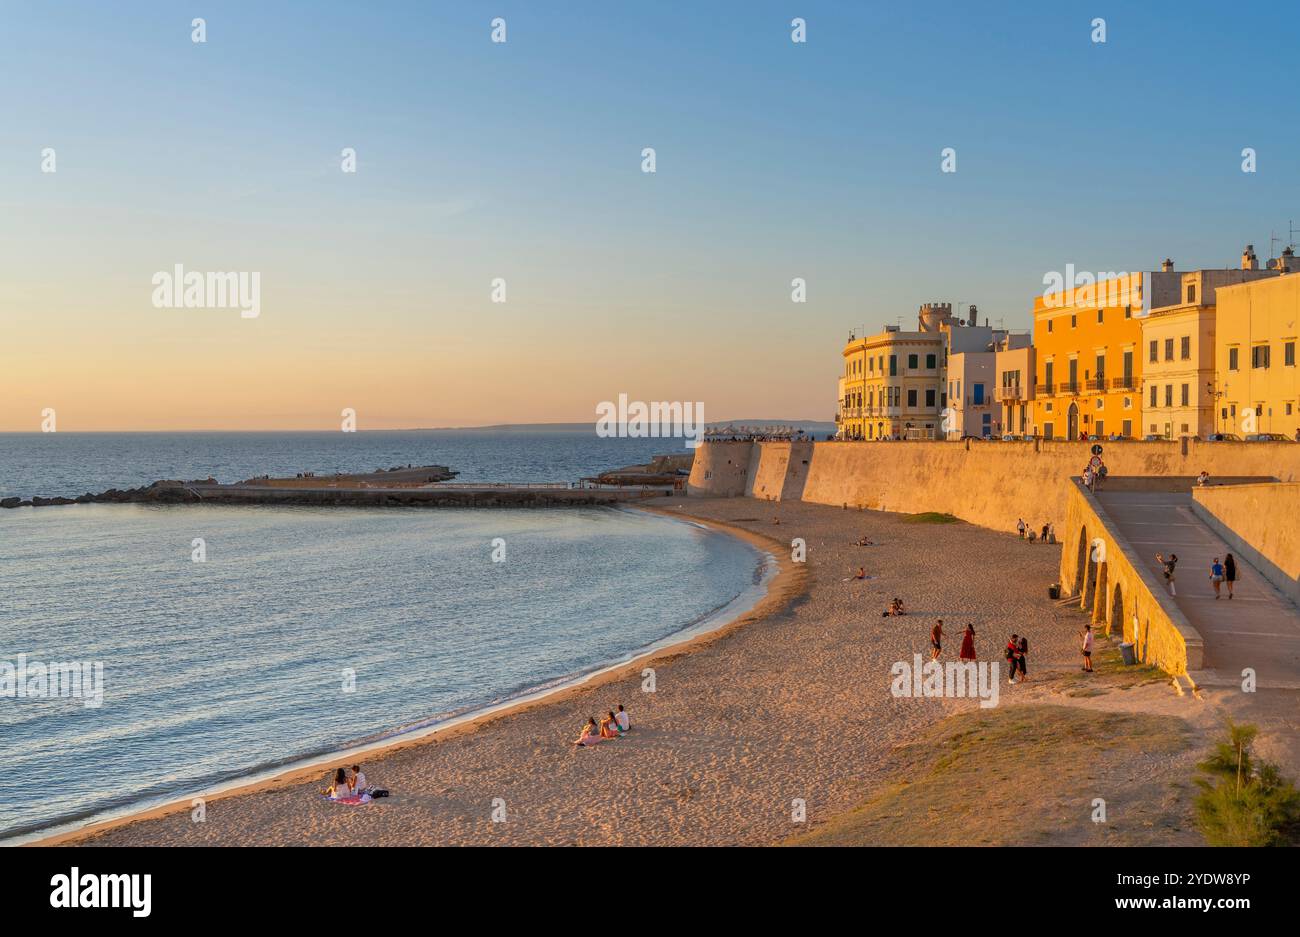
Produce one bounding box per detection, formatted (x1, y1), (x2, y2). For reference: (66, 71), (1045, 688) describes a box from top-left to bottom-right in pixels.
(996, 384), (1024, 401)
(1109, 376), (1136, 390)
(1083, 377), (1107, 392)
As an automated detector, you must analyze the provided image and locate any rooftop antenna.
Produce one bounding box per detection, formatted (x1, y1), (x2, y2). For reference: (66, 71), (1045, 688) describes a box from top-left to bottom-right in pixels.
(1290, 219), (1298, 251)
(1271, 229), (1281, 260)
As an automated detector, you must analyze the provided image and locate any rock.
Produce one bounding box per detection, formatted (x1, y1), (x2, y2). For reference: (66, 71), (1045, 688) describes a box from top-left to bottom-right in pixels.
(0, 497), (21, 508)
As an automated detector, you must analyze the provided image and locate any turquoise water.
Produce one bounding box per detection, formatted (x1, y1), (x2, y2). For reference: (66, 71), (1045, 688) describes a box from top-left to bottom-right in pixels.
(0, 501), (766, 841)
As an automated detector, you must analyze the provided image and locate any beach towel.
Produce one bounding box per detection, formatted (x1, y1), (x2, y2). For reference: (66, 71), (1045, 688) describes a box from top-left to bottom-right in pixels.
(324, 793), (372, 805)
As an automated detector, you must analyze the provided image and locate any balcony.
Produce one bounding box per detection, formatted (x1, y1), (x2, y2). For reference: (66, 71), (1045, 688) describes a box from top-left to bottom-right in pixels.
(996, 384), (1024, 401)
(1109, 376), (1136, 391)
(1083, 377), (1107, 393)
(1058, 381), (1080, 395)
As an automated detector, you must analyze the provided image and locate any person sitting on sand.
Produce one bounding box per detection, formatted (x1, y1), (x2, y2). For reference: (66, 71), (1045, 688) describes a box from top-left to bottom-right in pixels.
(893, 597), (906, 615)
(855, 536), (874, 546)
(325, 767), (352, 799)
(615, 704), (630, 732)
(574, 716), (600, 746)
(853, 567), (867, 580)
(959, 624), (976, 662)
(600, 711), (621, 738)
(351, 764), (367, 795)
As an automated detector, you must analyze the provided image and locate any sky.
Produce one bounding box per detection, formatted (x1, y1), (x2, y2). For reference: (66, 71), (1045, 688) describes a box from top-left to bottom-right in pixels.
(1, 0), (1297, 430)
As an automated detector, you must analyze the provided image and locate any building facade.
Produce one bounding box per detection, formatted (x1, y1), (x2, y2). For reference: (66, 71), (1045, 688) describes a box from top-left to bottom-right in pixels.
(994, 340), (1036, 436)
(1140, 251), (1279, 439)
(1213, 261), (1300, 438)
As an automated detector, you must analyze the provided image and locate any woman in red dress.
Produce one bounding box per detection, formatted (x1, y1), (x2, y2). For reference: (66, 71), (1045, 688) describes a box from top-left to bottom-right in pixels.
(959, 624), (977, 662)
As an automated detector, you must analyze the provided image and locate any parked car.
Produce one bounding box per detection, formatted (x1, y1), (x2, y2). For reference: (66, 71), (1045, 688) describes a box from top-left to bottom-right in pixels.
(1000, 433), (1026, 441)
(1206, 433), (1243, 441)
(1142, 434), (1164, 441)
(1244, 433), (1292, 442)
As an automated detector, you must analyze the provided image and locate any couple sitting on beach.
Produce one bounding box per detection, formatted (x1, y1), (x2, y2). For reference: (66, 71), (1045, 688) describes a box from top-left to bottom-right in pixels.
(881, 597), (906, 617)
(323, 764), (386, 803)
(574, 705), (630, 747)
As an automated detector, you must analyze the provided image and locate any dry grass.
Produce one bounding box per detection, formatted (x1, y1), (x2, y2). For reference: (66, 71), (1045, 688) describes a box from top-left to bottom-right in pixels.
(786, 703), (1197, 846)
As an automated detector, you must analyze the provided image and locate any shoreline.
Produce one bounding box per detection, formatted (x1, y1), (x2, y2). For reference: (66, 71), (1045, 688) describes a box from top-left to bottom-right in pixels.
(23, 503), (805, 847)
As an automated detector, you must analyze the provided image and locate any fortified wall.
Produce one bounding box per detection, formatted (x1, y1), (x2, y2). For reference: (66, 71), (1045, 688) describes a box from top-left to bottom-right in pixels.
(689, 439), (1300, 532)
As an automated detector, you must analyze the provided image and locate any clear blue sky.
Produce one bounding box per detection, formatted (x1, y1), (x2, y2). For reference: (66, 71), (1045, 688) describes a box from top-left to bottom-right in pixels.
(1, 1), (1296, 428)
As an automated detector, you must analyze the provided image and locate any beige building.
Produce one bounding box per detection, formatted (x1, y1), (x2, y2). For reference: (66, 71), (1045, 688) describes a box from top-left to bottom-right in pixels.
(1213, 258), (1300, 438)
(994, 339), (1036, 436)
(1141, 248), (1280, 439)
(947, 331), (1031, 439)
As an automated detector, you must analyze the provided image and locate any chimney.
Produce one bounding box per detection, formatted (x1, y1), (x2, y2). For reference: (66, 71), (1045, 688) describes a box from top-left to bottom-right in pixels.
(1161, 258), (1175, 272)
(1241, 244), (1259, 270)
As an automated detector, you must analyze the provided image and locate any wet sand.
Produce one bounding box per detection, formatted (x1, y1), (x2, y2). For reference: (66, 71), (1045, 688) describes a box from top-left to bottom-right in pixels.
(44, 497), (1084, 847)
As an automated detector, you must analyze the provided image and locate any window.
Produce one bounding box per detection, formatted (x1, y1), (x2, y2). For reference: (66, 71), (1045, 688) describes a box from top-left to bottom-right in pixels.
(908, 353), (918, 369)
(1123, 397), (1132, 410)
(1068, 359), (1078, 390)
(1288, 403), (1294, 415)
(1180, 384), (1189, 406)
(1187, 284), (1196, 304)
(1097, 309), (1104, 323)
(1228, 347), (1239, 371)
(1165, 384), (1173, 407)
(1048, 320), (1054, 333)
(1122, 419), (1132, 437)
(925, 353), (936, 369)
(1149, 385), (1158, 407)
(907, 389), (917, 407)
(1044, 361), (1054, 389)
(1180, 336), (1190, 360)
(1164, 338), (1174, 361)
(1095, 353), (1105, 383)
(889, 355), (897, 376)
(925, 389), (936, 408)
(1125, 305), (1132, 319)
(1122, 349), (1133, 385)
(1286, 341), (1296, 366)
(1252, 345), (1270, 369)
(1070, 314), (1077, 328)
(972, 383), (985, 405)
(1149, 340), (1158, 363)
(1043, 422), (1054, 439)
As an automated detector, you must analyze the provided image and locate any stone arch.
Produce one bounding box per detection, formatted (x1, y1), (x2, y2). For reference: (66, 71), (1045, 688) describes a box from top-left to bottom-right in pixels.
(1074, 525), (1089, 596)
(1108, 582), (1124, 639)
(1092, 559), (1108, 623)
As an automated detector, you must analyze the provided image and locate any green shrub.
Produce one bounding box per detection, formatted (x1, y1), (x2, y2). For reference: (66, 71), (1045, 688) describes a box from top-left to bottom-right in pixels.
(1194, 721), (1300, 846)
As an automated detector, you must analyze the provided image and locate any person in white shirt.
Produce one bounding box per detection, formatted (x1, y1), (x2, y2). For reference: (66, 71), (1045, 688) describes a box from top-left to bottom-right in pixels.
(615, 705), (629, 732)
(351, 765), (367, 795)
(1081, 625), (1094, 673)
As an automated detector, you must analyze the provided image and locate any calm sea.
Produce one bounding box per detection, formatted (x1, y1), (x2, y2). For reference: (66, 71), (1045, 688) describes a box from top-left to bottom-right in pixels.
(0, 433), (767, 842)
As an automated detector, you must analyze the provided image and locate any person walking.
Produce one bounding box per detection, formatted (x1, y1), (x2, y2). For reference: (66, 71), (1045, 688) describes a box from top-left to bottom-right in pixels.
(1224, 553), (1237, 599)
(1040, 522), (1049, 544)
(1005, 634), (1019, 684)
(1016, 635), (1029, 682)
(1156, 552), (1178, 596)
(1210, 557), (1225, 599)
(930, 619), (944, 662)
(1081, 625), (1094, 672)
(1017, 518), (1026, 539)
(959, 624), (977, 662)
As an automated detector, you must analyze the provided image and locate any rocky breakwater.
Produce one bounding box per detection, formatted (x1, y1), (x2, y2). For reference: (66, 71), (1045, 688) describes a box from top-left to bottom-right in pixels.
(1, 480), (207, 509)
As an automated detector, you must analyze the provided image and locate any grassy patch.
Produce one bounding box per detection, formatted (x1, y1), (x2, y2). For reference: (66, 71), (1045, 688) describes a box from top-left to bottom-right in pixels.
(903, 512), (960, 524)
(786, 705), (1192, 846)
(1195, 721), (1300, 846)
(1053, 636), (1168, 696)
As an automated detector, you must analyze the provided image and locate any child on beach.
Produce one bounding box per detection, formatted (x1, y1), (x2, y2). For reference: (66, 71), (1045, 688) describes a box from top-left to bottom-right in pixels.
(1081, 625), (1094, 672)
(615, 704), (630, 732)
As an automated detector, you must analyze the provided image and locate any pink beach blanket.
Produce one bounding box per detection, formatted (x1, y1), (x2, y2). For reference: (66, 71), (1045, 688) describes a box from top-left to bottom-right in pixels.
(323, 794), (372, 805)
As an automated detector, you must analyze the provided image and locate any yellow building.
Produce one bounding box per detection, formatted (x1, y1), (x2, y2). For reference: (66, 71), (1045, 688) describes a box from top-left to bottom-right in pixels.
(1213, 263), (1300, 438)
(837, 304), (955, 440)
(1141, 251), (1279, 439)
(1032, 272), (1151, 440)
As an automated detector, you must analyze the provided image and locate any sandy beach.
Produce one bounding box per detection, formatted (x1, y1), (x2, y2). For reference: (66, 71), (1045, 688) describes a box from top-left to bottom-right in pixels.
(42, 497), (1155, 847)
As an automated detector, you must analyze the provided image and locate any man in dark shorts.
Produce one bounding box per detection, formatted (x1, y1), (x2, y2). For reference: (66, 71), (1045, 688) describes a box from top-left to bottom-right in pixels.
(1081, 624), (1094, 672)
(1156, 552), (1178, 596)
(930, 619), (944, 661)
